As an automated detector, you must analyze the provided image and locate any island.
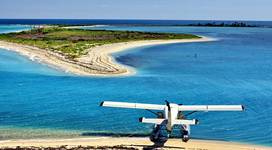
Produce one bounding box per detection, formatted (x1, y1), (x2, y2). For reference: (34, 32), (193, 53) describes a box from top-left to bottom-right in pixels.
(0, 27), (212, 76)
(186, 22), (257, 27)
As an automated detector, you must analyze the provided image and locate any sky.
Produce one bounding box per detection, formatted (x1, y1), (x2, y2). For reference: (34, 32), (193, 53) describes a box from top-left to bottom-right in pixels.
(0, 0), (271, 21)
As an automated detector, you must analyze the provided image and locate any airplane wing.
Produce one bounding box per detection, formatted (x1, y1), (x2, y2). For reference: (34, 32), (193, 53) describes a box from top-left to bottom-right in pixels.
(139, 117), (198, 125)
(139, 117), (166, 124)
(100, 101), (165, 110)
(178, 105), (244, 111)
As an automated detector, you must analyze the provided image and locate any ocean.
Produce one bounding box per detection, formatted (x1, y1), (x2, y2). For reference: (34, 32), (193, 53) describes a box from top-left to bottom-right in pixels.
(0, 19), (272, 27)
(0, 20), (272, 147)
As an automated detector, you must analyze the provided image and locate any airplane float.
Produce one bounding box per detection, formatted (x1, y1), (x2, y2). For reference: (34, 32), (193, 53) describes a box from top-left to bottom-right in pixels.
(100, 100), (244, 145)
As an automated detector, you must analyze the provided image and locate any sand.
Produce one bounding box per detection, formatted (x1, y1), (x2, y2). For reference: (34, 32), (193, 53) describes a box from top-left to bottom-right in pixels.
(0, 137), (271, 150)
(0, 37), (215, 76)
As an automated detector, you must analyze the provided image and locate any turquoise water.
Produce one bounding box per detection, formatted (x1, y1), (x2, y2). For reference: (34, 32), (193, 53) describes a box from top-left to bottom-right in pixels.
(0, 25), (33, 34)
(0, 25), (272, 146)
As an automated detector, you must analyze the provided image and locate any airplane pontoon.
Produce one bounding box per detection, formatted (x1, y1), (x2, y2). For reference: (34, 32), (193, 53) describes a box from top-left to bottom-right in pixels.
(100, 100), (244, 145)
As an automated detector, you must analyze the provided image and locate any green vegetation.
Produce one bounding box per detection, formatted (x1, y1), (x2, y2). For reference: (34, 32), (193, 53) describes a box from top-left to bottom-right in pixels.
(0, 27), (200, 59)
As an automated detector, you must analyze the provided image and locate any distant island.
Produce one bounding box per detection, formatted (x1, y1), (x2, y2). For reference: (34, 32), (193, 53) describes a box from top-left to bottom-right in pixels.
(0, 27), (212, 76)
(184, 22), (257, 27)
(56, 21), (259, 28)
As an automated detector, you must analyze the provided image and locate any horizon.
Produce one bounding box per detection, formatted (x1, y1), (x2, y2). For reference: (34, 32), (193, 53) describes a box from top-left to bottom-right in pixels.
(1, 0), (272, 21)
(0, 18), (272, 22)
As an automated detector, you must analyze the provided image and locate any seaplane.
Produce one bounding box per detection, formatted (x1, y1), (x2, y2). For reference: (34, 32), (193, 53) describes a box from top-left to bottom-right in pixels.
(100, 100), (244, 145)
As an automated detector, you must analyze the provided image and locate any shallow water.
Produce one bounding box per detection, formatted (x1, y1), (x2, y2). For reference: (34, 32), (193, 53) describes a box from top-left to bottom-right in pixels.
(0, 25), (271, 146)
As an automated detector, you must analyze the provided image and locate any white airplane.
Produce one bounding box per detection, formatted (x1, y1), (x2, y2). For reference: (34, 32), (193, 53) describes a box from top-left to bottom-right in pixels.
(100, 100), (244, 145)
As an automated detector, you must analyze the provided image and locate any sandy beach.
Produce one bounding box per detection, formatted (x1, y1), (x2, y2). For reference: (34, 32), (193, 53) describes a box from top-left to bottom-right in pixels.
(0, 37), (215, 76)
(0, 137), (271, 150)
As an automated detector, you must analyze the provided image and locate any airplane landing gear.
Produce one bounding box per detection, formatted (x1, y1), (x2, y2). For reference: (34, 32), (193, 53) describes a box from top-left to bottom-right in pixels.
(181, 125), (190, 142)
(150, 125), (169, 147)
(182, 135), (189, 142)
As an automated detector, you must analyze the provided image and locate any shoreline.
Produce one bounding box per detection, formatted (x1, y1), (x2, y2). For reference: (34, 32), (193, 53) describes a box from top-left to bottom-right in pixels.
(0, 137), (271, 150)
(0, 36), (215, 77)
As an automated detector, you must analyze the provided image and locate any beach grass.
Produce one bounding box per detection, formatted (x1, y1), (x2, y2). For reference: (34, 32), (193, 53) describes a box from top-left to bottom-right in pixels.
(0, 27), (200, 59)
